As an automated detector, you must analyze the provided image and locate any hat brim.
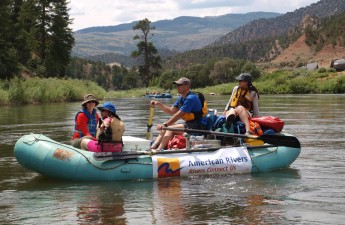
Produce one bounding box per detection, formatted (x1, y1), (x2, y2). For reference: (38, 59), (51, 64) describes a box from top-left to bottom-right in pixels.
(97, 107), (115, 115)
(82, 99), (99, 106)
(235, 76), (244, 81)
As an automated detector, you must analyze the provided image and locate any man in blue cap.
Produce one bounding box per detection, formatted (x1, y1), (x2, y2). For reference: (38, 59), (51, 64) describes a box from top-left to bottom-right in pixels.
(150, 77), (208, 150)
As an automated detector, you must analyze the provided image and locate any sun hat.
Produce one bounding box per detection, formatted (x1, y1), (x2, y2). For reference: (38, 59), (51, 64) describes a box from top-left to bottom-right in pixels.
(173, 77), (191, 85)
(235, 73), (252, 82)
(81, 94), (99, 106)
(97, 102), (116, 115)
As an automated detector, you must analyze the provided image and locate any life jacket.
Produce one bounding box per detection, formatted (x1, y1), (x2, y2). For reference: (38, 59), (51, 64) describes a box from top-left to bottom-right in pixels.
(249, 120), (263, 136)
(96, 116), (125, 142)
(250, 116), (284, 133)
(180, 92), (208, 121)
(230, 87), (253, 112)
(74, 109), (98, 138)
(110, 117), (125, 142)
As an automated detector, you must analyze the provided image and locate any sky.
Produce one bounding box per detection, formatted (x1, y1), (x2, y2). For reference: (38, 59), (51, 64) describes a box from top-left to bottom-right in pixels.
(68, 0), (320, 31)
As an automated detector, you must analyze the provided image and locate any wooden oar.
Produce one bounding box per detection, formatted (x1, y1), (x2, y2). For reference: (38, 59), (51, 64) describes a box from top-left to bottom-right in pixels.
(146, 107), (154, 140)
(163, 127), (301, 149)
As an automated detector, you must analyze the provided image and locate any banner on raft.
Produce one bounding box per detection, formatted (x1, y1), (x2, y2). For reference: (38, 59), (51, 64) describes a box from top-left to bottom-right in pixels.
(152, 147), (252, 178)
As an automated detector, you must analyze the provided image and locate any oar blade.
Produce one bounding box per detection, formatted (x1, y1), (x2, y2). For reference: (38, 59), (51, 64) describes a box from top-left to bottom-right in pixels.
(258, 134), (301, 148)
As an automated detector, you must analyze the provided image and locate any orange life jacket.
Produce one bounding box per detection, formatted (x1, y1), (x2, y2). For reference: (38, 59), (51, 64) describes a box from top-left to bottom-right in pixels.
(249, 120), (263, 136)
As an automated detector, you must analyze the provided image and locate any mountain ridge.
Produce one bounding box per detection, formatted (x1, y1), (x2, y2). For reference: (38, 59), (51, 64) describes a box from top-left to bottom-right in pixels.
(212, 0), (345, 46)
(73, 12), (280, 57)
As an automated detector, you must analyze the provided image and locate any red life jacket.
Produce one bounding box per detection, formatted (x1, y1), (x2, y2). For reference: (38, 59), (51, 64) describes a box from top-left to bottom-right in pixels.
(250, 116), (284, 133)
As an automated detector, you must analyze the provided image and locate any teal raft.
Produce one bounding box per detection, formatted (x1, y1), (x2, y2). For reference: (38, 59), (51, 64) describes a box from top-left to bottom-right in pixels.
(14, 132), (301, 181)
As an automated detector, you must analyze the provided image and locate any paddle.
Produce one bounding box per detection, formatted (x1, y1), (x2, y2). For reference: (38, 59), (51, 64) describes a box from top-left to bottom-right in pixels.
(163, 127), (301, 149)
(146, 106), (154, 140)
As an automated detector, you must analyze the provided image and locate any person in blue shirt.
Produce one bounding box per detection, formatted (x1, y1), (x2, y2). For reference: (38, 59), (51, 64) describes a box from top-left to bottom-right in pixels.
(150, 77), (208, 150)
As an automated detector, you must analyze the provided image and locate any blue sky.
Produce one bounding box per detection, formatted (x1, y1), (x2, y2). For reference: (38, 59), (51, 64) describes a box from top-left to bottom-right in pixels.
(69, 0), (320, 31)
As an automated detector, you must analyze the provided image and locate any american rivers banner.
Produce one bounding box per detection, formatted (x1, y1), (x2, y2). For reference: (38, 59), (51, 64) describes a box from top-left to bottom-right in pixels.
(152, 147), (252, 178)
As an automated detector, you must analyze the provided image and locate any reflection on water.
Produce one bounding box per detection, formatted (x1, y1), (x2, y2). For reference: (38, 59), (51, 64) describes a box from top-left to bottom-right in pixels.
(1, 94), (345, 224)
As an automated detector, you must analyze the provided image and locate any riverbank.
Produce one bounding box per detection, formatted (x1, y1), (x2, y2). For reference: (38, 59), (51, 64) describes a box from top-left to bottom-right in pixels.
(1, 69), (344, 105)
(0, 77), (106, 105)
(107, 69), (345, 98)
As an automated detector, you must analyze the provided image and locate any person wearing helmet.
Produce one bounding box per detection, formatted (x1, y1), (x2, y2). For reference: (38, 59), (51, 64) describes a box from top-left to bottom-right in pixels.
(223, 73), (260, 135)
(81, 102), (125, 152)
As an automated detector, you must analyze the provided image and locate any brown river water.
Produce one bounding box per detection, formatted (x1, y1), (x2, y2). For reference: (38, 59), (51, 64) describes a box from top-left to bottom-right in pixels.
(0, 94), (344, 224)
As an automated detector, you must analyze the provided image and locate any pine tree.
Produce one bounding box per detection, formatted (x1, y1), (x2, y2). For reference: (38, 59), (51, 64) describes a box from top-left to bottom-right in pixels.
(0, 0), (19, 78)
(18, 0), (43, 70)
(131, 18), (161, 87)
(11, 0), (31, 66)
(45, 0), (74, 76)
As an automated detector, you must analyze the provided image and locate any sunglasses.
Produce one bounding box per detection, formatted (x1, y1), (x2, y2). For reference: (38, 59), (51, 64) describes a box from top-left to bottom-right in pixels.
(176, 83), (186, 87)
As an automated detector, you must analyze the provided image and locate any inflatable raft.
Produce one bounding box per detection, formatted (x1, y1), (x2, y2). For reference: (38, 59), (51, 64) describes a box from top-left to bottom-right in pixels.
(144, 93), (172, 98)
(14, 133), (301, 181)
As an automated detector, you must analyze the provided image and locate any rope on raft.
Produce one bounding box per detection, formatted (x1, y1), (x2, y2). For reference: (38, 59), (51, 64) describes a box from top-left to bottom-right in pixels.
(23, 134), (152, 170)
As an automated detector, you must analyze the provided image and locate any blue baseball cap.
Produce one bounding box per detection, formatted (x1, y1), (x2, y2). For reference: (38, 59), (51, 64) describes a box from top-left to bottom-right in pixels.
(97, 102), (116, 115)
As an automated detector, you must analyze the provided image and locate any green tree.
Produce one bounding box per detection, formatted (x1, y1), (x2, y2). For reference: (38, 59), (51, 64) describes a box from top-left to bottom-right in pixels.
(45, 0), (74, 76)
(210, 58), (241, 84)
(0, 0), (19, 78)
(131, 18), (161, 87)
(18, 0), (40, 70)
(11, 0), (31, 66)
(158, 70), (179, 89)
(17, 0), (74, 77)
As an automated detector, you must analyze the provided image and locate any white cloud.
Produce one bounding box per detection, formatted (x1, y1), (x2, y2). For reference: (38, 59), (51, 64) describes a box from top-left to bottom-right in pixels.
(68, 0), (319, 31)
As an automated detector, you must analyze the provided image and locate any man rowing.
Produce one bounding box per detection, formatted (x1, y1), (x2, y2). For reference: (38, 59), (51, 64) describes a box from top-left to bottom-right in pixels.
(150, 77), (208, 150)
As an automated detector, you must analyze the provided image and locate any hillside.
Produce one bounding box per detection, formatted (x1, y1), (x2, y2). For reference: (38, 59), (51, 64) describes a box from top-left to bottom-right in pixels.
(272, 12), (345, 66)
(164, 1), (345, 69)
(272, 35), (345, 66)
(212, 0), (345, 46)
(73, 12), (280, 57)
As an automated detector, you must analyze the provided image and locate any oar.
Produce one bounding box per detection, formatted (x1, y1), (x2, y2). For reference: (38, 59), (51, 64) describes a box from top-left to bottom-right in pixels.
(146, 106), (154, 140)
(163, 127), (301, 149)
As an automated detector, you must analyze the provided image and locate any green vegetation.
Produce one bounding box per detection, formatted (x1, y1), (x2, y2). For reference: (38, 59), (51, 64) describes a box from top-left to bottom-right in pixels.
(0, 77), (105, 105)
(106, 69), (345, 98)
(255, 70), (345, 94)
(1, 69), (344, 105)
(0, 0), (74, 79)
(1, 1), (345, 102)
(305, 13), (345, 51)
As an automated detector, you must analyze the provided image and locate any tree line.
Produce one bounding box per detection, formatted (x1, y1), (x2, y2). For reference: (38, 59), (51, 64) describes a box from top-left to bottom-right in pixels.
(0, 0), (74, 79)
(1, 1), (261, 91)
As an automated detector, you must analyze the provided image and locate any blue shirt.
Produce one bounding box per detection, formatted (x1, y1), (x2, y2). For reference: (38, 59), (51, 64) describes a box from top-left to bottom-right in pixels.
(173, 92), (206, 124)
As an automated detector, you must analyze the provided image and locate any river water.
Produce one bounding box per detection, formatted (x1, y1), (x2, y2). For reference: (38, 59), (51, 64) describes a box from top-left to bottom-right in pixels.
(1, 95), (344, 224)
